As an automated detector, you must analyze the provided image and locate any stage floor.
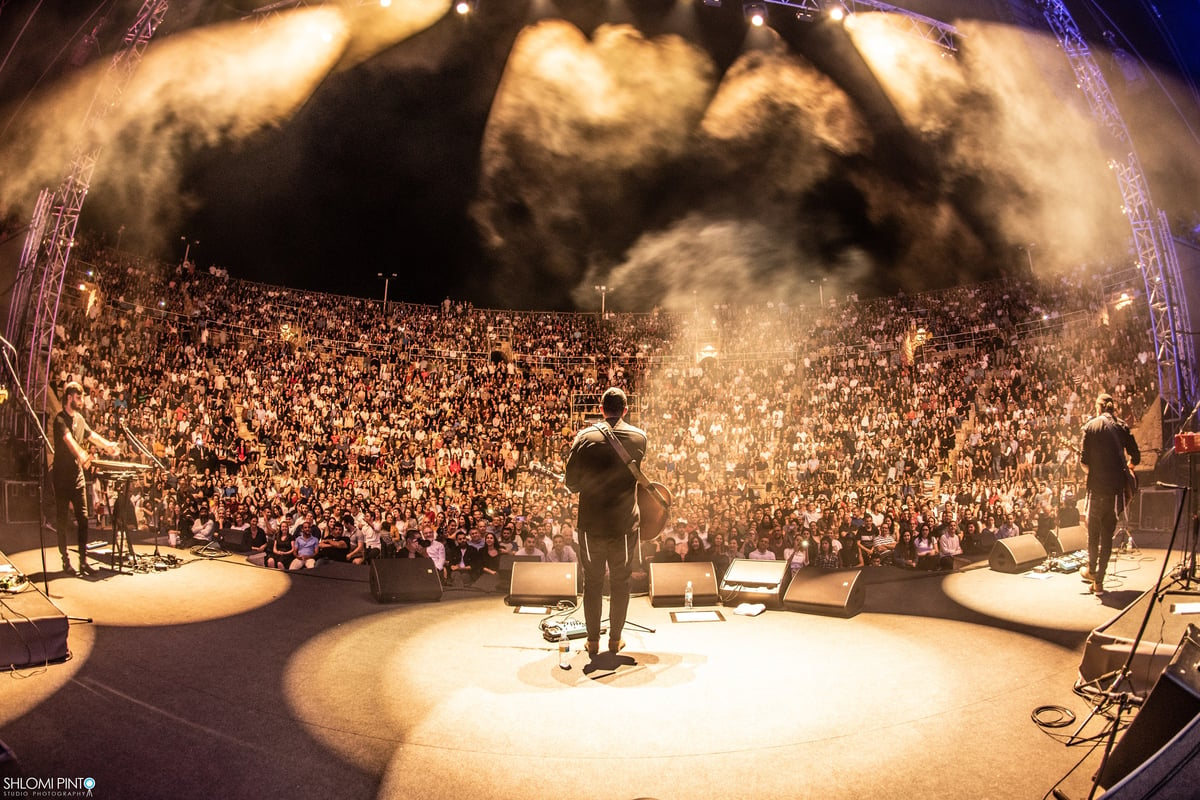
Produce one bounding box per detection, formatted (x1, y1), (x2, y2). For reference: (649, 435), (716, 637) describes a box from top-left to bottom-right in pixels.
(0, 524), (1191, 800)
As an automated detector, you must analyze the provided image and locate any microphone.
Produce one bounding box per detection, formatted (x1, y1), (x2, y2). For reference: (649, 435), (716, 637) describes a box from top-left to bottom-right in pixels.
(1156, 481), (1186, 490)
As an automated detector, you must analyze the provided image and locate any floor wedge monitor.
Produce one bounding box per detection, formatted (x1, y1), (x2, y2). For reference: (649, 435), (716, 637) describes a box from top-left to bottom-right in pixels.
(649, 561), (719, 607)
(783, 568), (866, 618)
(369, 557), (444, 603)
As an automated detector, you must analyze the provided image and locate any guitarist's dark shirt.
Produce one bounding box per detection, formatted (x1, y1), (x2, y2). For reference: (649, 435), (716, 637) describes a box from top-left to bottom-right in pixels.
(565, 417), (647, 537)
(1080, 412), (1139, 495)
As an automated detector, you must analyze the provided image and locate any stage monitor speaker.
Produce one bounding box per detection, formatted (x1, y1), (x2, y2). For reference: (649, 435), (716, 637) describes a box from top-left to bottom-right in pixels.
(219, 528), (251, 553)
(988, 534), (1047, 573)
(1098, 624), (1200, 792)
(1138, 488), (1179, 533)
(496, 554), (541, 593)
(719, 558), (789, 609)
(649, 561), (719, 607)
(783, 568), (866, 618)
(3, 481), (39, 524)
(507, 561), (578, 606)
(1040, 524), (1087, 557)
(369, 557), (443, 603)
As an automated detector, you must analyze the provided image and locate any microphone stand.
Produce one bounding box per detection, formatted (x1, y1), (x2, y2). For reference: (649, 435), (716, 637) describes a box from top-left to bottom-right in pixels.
(1158, 395), (1200, 587)
(0, 342), (54, 595)
(119, 418), (171, 564)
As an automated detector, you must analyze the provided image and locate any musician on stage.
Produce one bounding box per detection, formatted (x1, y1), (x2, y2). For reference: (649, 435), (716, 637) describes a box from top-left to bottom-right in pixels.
(564, 387), (647, 658)
(52, 381), (120, 575)
(1079, 392), (1140, 595)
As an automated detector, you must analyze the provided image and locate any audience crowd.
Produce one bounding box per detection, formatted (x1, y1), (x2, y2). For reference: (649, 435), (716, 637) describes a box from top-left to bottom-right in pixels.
(46, 244), (1158, 581)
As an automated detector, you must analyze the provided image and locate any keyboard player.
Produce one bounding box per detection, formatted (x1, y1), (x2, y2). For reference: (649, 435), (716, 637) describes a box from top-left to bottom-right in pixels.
(52, 381), (121, 575)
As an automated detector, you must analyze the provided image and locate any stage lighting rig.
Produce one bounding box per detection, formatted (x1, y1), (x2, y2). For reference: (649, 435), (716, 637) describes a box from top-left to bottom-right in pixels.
(454, 0), (476, 15)
(743, 2), (767, 27)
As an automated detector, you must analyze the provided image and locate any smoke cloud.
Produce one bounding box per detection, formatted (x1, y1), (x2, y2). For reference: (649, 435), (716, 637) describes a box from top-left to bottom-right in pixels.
(0, 1), (448, 252)
(474, 10), (1162, 311)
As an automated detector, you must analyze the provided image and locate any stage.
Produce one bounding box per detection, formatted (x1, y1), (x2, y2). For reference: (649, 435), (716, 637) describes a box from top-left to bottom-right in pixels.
(0, 522), (1192, 800)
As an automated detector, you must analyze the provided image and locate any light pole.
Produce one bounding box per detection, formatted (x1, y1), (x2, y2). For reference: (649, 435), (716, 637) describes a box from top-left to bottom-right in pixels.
(378, 272), (397, 320)
(1018, 243), (1036, 274)
(180, 236), (199, 266)
(594, 284), (608, 319)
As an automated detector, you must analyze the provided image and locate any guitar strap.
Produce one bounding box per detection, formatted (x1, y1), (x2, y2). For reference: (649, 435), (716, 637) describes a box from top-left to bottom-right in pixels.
(594, 420), (667, 508)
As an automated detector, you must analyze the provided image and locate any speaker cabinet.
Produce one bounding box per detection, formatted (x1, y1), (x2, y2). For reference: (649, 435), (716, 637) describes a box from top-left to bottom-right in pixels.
(496, 554), (542, 593)
(1099, 624), (1200, 791)
(219, 528), (252, 553)
(506, 561), (578, 606)
(719, 558), (789, 609)
(3, 481), (39, 524)
(369, 557), (443, 603)
(1040, 525), (1087, 557)
(783, 569), (866, 618)
(988, 534), (1047, 573)
(649, 561), (719, 607)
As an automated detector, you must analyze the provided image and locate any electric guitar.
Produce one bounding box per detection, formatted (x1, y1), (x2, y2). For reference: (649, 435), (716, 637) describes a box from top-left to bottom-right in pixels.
(528, 463), (673, 541)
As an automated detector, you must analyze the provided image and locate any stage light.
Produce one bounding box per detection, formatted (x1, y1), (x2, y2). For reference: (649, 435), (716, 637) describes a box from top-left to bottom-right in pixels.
(455, 0), (475, 15)
(380, 0), (391, 6)
(744, 2), (766, 27)
(829, 5), (845, 22)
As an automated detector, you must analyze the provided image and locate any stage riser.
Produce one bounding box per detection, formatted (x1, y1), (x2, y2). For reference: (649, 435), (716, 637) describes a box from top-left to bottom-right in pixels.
(0, 550), (69, 668)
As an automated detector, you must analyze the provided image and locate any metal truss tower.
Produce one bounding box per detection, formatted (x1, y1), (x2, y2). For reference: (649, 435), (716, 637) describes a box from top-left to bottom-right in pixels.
(1038, 0), (1196, 427)
(8, 0), (168, 436)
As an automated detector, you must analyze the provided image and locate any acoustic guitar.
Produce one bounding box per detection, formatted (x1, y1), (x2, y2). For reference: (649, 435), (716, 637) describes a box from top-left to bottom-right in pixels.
(528, 463), (673, 541)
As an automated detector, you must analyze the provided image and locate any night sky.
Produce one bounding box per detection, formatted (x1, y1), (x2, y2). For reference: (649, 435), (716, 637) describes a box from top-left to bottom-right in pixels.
(0, 0), (1197, 311)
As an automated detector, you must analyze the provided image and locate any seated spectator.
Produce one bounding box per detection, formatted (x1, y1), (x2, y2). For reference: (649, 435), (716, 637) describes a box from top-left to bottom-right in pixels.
(683, 533), (709, 562)
(467, 531), (502, 582)
(914, 524), (940, 571)
(747, 534), (777, 561)
(937, 522), (963, 571)
(838, 526), (862, 568)
(869, 524), (897, 565)
(547, 534), (577, 563)
(267, 528), (295, 570)
(995, 515), (1020, 540)
(892, 530), (918, 568)
(290, 516), (321, 570)
(513, 533), (546, 561)
(396, 530), (427, 559)
(813, 536), (841, 569)
(247, 517), (269, 557)
(652, 537), (683, 563)
(317, 519), (351, 563)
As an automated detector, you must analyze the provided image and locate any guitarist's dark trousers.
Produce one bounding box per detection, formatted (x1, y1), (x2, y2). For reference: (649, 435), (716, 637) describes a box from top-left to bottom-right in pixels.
(1086, 490), (1120, 581)
(54, 480), (90, 566)
(579, 526), (640, 644)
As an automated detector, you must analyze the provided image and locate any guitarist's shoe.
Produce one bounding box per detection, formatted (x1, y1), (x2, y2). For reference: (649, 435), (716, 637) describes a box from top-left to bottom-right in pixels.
(1080, 566), (1093, 582)
(607, 638), (625, 654)
(584, 640), (600, 657)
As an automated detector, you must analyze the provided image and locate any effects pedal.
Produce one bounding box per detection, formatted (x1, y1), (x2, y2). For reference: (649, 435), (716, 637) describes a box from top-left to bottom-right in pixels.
(541, 618), (605, 642)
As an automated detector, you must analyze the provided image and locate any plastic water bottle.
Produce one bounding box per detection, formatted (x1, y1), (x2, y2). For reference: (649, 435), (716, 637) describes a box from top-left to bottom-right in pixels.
(558, 632), (571, 670)
(684, 580), (694, 609)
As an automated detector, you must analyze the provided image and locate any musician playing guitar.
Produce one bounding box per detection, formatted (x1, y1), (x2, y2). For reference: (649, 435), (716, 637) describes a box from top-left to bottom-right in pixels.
(52, 381), (121, 575)
(1079, 392), (1140, 596)
(565, 387), (664, 659)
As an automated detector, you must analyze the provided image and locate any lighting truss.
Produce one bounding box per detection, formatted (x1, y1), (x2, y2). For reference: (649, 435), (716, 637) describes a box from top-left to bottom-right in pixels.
(762, 0), (959, 53)
(1038, 0), (1195, 425)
